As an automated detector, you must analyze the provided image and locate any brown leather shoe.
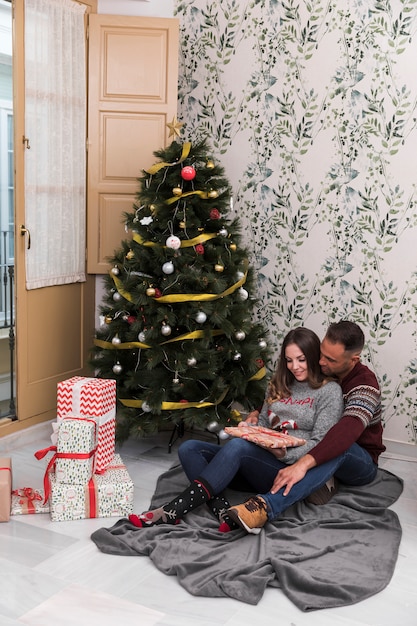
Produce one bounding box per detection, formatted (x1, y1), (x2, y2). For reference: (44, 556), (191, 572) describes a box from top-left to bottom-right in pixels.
(227, 496), (268, 534)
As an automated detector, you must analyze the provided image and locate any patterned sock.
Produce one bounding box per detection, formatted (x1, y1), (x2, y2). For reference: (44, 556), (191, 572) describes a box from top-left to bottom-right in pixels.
(129, 477), (213, 527)
(207, 494), (239, 533)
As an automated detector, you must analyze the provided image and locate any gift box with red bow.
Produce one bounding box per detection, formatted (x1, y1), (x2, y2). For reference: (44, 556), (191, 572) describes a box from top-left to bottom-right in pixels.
(56, 376), (116, 473)
(49, 454), (133, 522)
(11, 487), (50, 515)
(0, 458), (12, 522)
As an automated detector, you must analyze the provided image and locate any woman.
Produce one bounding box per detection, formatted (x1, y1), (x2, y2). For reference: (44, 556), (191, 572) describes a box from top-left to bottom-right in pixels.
(128, 327), (344, 532)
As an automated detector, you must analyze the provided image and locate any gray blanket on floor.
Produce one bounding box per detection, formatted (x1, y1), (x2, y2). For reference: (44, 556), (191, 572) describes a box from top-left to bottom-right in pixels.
(91, 464), (403, 611)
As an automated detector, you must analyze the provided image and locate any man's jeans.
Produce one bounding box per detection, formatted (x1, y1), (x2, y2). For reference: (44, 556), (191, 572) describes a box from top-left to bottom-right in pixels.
(178, 438), (377, 522)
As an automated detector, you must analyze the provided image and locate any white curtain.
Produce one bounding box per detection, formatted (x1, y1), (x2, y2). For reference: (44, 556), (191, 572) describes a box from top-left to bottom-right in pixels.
(24, 0), (86, 289)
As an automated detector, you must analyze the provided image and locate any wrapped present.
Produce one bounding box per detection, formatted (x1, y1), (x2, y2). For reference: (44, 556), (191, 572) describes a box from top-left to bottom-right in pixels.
(0, 458), (12, 522)
(49, 454), (134, 522)
(55, 417), (97, 484)
(11, 487), (50, 515)
(57, 377), (116, 473)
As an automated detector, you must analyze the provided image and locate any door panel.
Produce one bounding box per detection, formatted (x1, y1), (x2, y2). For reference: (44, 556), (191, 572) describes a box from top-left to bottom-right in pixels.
(87, 15), (179, 273)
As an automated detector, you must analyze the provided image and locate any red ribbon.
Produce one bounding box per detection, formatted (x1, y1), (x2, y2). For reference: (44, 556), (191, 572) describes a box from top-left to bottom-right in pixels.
(12, 487), (42, 514)
(34, 445), (97, 504)
(0, 466), (11, 472)
(86, 478), (97, 518)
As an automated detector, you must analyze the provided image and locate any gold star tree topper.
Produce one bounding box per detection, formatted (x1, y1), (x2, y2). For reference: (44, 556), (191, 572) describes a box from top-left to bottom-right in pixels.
(167, 116), (183, 138)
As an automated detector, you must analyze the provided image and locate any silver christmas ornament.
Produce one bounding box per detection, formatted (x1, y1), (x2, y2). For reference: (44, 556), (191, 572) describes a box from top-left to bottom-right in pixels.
(259, 339), (267, 349)
(161, 324), (172, 336)
(235, 330), (246, 341)
(142, 401), (151, 412)
(238, 288), (249, 300)
(111, 266), (120, 275)
(138, 331), (146, 342)
(207, 420), (219, 432)
(112, 362), (122, 374)
(233, 352), (242, 361)
(111, 335), (121, 345)
(113, 291), (122, 302)
(162, 261), (174, 274)
(195, 311), (207, 323)
(218, 429), (230, 441)
(218, 227), (228, 236)
(187, 357), (197, 366)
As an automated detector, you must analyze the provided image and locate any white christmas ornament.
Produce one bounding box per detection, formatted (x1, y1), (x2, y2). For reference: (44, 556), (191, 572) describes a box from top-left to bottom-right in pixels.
(138, 331), (146, 342)
(207, 421), (219, 432)
(259, 339), (267, 349)
(218, 429), (230, 441)
(238, 288), (249, 300)
(161, 324), (172, 336)
(113, 291), (122, 302)
(235, 330), (246, 341)
(166, 235), (181, 249)
(195, 311), (207, 323)
(111, 336), (121, 345)
(233, 352), (242, 361)
(162, 261), (174, 274)
(111, 266), (119, 275)
(142, 401), (151, 412)
(112, 362), (122, 374)
(187, 357), (197, 366)
(218, 227), (228, 236)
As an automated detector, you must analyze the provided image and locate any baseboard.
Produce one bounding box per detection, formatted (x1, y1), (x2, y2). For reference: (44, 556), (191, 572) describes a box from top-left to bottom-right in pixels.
(382, 438), (417, 462)
(0, 419), (54, 454)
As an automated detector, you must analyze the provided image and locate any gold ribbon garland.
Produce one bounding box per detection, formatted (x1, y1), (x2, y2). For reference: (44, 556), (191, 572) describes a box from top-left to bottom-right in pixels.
(132, 232), (217, 249)
(94, 329), (225, 351)
(119, 369), (267, 411)
(166, 190), (211, 204)
(146, 142), (192, 175)
(110, 258), (248, 304)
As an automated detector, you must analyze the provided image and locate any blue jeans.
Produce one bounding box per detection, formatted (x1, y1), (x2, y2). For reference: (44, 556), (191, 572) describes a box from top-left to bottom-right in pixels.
(178, 439), (377, 521)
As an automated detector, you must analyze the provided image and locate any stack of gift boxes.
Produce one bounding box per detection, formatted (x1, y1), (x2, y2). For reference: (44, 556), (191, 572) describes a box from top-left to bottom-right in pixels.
(1, 376), (134, 523)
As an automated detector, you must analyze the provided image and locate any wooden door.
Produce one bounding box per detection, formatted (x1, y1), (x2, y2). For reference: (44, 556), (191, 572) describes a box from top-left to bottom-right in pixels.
(6, 0), (95, 436)
(87, 15), (179, 273)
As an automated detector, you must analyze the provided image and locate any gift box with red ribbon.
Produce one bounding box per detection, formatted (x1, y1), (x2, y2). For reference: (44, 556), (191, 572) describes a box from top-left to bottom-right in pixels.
(0, 458), (12, 522)
(56, 377), (116, 473)
(49, 454), (134, 522)
(55, 417), (97, 484)
(11, 487), (50, 515)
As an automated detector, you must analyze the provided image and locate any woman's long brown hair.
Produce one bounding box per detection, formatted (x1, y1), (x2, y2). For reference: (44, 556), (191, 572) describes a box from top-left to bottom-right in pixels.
(267, 327), (326, 402)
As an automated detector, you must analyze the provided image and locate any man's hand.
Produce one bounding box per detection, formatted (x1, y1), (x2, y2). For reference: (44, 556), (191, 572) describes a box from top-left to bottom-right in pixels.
(271, 454), (316, 495)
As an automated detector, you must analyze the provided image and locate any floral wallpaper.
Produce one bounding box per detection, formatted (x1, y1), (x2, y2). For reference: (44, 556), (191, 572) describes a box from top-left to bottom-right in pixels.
(174, 0), (417, 445)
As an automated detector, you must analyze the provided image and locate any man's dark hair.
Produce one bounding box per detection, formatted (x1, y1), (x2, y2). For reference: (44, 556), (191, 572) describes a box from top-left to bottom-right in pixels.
(324, 320), (365, 353)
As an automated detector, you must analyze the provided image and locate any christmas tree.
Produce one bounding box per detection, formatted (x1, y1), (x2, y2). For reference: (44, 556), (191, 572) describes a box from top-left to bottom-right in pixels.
(91, 125), (271, 442)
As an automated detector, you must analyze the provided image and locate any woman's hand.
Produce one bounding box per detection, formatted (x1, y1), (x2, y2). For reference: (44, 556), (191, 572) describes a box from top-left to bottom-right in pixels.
(239, 410), (259, 427)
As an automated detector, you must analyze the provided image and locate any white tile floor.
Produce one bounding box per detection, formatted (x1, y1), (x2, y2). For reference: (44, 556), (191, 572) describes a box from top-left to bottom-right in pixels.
(1, 422), (417, 626)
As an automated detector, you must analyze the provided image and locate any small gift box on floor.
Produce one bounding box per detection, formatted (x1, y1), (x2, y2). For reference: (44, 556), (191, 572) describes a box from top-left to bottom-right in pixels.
(49, 454), (134, 522)
(0, 458), (12, 522)
(11, 487), (50, 515)
(57, 376), (116, 473)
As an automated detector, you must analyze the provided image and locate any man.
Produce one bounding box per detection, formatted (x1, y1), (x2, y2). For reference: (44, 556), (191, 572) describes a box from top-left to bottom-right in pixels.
(228, 320), (386, 534)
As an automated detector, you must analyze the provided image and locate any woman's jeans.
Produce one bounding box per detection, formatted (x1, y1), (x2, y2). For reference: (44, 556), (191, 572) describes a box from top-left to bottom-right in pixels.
(178, 438), (378, 522)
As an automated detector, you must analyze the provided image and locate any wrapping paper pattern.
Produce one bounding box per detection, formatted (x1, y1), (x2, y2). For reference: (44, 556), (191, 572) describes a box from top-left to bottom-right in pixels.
(11, 488), (50, 515)
(57, 377), (116, 472)
(0, 458), (12, 522)
(49, 454), (134, 522)
(224, 425), (306, 449)
(55, 417), (97, 484)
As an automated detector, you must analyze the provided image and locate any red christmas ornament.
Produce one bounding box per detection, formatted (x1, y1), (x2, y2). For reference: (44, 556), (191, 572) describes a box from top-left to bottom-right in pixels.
(210, 208), (221, 220)
(180, 399), (188, 403)
(127, 315), (136, 325)
(255, 358), (265, 368)
(181, 166), (196, 181)
(154, 288), (162, 298)
(195, 244), (205, 255)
